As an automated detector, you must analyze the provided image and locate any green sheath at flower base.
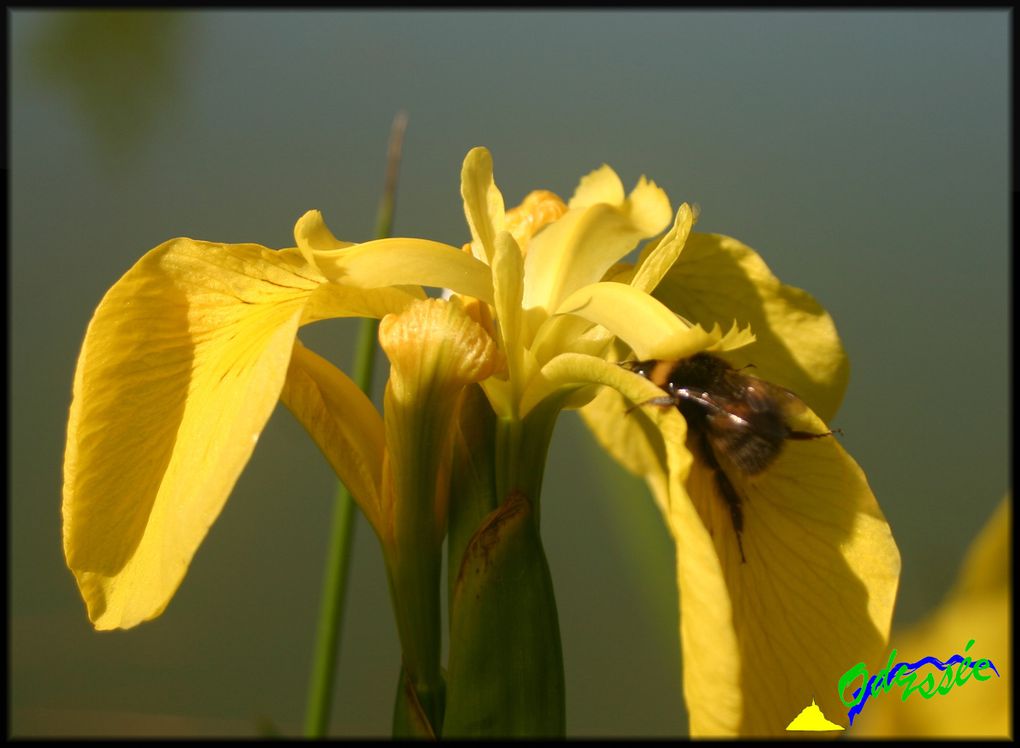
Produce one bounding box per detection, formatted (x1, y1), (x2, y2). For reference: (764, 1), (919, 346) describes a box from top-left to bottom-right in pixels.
(444, 490), (565, 738)
(447, 384), (499, 607)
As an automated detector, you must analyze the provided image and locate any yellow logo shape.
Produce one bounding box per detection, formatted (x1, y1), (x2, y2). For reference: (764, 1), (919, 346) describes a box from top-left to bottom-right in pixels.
(785, 698), (846, 731)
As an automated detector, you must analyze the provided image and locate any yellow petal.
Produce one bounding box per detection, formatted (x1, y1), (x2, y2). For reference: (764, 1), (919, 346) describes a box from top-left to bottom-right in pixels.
(294, 209), (355, 255)
(492, 231), (525, 410)
(580, 352), (899, 736)
(681, 408), (899, 734)
(654, 233), (848, 422)
(309, 238), (494, 303)
(523, 173), (672, 314)
(555, 281), (753, 361)
(460, 146), (506, 264)
(62, 238), (322, 629)
(380, 298), (503, 407)
(279, 341), (386, 535)
(504, 190), (568, 255)
(567, 164), (625, 209)
(577, 356), (670, 512)
(667, 455), (742, 737)
(630, 203), (694, 294)
(301, 282), (423, 325)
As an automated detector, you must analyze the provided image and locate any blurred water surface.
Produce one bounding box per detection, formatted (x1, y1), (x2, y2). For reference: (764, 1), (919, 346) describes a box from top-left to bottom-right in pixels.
(9, 10), (1008, 737)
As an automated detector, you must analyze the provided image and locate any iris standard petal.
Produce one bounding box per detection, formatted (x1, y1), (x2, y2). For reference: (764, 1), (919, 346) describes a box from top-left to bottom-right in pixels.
(461, 146), (506, 264)
(652, 233), (848, 422)
(522, 178), (672, 314)
(629, 203), (694, 294)
(62, 238), (326, 629)
(567, 164), (625, 209)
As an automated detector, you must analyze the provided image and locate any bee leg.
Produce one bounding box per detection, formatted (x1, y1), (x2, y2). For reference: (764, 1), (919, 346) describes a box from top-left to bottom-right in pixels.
(788, 427), (841, 440)
(625, 396), (677, 415)
(713, 470), (747, 564)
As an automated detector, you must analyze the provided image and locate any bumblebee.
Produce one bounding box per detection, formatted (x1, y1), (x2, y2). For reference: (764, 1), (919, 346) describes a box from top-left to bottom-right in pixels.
(625, 352), (836, 563)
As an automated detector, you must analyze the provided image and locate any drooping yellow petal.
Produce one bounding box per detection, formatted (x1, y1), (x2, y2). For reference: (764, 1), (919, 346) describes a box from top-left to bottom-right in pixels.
(522, 171), (672, 314)
(683, 408), (899, 735)
(461, 146), (507, 265)
(653, 232), (848, 422)
(579, 354), (899, 736)
(666, 449), (743, 737)
(571, 357), (743, 734)
(62, 239), (324, 629)
(279, 341), (386, 535)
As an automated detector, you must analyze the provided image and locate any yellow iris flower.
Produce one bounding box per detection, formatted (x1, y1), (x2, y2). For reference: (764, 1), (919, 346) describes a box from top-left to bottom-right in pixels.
(62, 146), (900, 737)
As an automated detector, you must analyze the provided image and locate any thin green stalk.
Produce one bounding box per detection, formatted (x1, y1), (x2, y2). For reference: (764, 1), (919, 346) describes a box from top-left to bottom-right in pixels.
(303, 111), (407, 738)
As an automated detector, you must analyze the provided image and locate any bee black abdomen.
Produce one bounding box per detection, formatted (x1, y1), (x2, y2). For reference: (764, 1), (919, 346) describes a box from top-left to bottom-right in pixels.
(708, 407), (788, 475)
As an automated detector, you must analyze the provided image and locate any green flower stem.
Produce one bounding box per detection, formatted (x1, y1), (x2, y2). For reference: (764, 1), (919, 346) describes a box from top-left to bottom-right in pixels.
(303, 111), (407, 739)
(494, 388), (578, 520)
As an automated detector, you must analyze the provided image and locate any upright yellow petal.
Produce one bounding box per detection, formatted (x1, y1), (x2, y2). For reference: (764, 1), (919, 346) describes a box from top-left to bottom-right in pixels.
(567, 164), (625, 209)
(629, 203), (694, 294)
(461, 146), (506, 264)
(62, 238), (326, 629)
(523, 169), (672, 314)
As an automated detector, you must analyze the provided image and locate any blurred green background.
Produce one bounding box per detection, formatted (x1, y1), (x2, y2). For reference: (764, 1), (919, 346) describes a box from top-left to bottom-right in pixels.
(9, 10), (1009, 737)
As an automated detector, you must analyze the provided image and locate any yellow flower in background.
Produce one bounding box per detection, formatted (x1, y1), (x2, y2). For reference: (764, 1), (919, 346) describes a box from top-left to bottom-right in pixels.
(850, 497), (1010, 739)
(62, 145), (901, 738)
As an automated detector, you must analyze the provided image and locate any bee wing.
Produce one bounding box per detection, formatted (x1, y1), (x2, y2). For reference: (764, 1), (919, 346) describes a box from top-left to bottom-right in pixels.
(742, 377), (810, 416)
(673, 387), (752, 429)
